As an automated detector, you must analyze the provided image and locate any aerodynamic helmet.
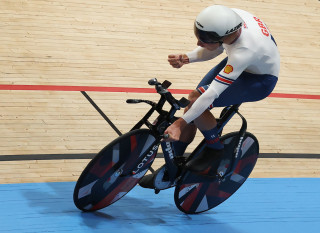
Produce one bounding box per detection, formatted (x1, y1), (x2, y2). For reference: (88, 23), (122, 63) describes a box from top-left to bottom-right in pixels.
(194, 5), (243, 43)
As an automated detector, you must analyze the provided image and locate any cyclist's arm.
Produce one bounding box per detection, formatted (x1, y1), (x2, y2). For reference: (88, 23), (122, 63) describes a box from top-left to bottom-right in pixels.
(186, 46), (224, 63)
(182, 52), (249, 124)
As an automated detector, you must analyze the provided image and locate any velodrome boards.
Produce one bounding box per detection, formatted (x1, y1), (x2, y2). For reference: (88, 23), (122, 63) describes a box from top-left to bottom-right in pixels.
(0, 0), (319, 183)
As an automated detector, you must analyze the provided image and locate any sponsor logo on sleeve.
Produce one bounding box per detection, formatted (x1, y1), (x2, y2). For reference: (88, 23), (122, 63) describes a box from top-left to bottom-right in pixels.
(223, 65), (234, 74)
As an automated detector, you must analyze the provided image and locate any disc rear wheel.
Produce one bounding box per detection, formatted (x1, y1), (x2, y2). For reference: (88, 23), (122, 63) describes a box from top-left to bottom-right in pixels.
(174, 132), (259, 214)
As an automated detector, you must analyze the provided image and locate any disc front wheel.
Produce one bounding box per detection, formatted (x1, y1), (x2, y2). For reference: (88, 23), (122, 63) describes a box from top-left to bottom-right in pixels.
(73, 129), (159, 211)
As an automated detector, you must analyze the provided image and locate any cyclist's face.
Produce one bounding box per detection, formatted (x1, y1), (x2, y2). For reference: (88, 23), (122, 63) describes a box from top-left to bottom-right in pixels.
(197, 40), (221, 50)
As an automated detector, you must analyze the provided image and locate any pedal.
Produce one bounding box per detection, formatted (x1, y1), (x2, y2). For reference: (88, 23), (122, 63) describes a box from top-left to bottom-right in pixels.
(153, 165), (175, 190)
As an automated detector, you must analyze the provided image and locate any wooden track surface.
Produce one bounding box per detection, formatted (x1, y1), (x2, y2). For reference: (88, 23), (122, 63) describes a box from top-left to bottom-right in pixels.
(0, 0), (319, 183)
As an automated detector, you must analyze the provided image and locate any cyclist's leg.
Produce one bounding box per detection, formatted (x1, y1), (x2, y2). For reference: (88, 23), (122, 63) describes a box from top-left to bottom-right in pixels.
(184, 104), (224, 173)
(195, 72), (278, 141)
(211, 72), (278, 107)
(186, 72), (278, 173)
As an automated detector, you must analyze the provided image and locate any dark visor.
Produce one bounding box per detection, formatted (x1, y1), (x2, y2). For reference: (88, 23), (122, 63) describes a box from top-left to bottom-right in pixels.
(194, 23), (222, 44)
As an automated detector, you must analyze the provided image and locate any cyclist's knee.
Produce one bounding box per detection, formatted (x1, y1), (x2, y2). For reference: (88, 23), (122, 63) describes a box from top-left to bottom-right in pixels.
(183, 90), (199, 113)
(188, 89), (200, 104)
(184, 89), (200, 113)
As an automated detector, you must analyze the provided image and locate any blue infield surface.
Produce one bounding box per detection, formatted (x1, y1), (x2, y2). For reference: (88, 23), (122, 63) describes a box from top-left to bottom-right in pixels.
(0, 178), (319, 233)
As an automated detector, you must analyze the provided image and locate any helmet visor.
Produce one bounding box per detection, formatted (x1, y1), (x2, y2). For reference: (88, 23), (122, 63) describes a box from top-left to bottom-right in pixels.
(194, 23), (222, 44)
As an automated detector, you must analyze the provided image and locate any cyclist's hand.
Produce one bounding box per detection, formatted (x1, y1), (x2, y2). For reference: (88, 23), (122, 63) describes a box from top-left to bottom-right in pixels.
(168, 54), (189, 69)
(163, 118), (188, 141)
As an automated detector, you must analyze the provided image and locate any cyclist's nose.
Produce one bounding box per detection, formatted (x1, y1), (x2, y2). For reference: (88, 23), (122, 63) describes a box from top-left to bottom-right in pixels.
(197, 40), (204, 47)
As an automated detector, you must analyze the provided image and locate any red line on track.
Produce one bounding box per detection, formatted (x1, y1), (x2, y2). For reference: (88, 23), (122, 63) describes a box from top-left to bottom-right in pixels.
(0, 84), (319, 100)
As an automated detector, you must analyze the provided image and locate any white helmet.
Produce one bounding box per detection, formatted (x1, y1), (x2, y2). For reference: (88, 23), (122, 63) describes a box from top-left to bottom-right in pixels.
(194, 5), (243, 43)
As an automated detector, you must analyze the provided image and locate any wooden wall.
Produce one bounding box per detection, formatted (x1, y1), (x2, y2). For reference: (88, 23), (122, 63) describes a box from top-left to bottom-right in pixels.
(0, 0), (319, 183)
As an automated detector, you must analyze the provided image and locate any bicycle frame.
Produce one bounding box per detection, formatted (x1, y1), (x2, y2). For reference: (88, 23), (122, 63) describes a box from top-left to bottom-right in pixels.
(126, 79), (249, 186)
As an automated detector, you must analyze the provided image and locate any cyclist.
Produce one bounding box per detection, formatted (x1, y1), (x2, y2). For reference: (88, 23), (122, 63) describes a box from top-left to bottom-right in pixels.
(140, 5), (279, 188)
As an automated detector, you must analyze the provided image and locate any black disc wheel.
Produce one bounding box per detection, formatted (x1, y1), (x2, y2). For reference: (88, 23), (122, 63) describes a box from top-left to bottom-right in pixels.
(73, 129), (159, 211)
(174, 132), (259, 214)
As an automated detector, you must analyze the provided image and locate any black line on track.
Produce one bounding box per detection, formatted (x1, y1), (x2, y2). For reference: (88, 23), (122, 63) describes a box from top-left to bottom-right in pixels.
(0, 153), (319, 161)
(81, 91), (122, 136)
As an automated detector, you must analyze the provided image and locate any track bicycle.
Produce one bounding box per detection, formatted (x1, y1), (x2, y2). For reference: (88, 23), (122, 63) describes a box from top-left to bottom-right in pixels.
(73, 78), (259, 214)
